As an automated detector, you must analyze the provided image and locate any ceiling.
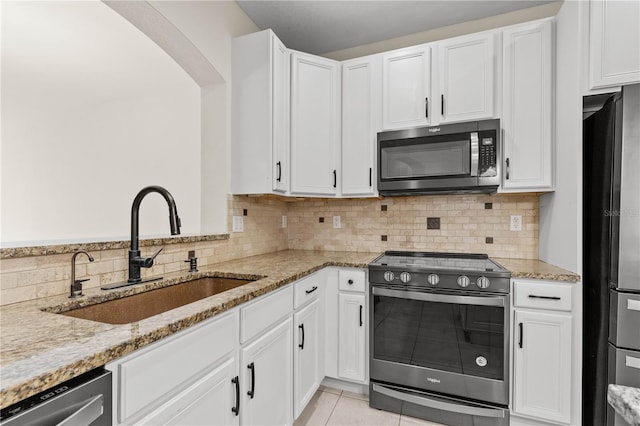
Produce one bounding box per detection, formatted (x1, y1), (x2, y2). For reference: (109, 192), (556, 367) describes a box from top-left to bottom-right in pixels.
(237, 0), (557, 55)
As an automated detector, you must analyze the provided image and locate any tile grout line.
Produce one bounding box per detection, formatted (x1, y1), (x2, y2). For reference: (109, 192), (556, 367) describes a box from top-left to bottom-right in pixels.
(324, 391), (343, 426)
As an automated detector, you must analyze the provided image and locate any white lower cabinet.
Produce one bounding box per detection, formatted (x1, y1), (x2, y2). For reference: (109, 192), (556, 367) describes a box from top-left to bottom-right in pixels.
(513, 310), (572, 424)
(106, 309), (239, 425)
(241, 317), (294, 426)
(338, 293), (366, 382)
(139, 356), (239, 426)
(325, 268), (368, 385)
(511, 279), (581, 425)
(294, 299), (321, 418)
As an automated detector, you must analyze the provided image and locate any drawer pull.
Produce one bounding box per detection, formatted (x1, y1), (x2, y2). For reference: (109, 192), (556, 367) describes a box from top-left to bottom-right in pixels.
(518, 322), (523, 348)
(231, 376), (240, 416)
(305, 286), (318, 294)
(348, 279), (354, 285)
(626, 356), (640, 369)
(528, 295), (561, 301)
(627, 299), (640, 311)
(247, 362), (255, 399)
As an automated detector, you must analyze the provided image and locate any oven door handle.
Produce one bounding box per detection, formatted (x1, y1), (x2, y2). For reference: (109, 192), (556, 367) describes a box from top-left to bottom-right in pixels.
(372, 286), (505, 307)
(372, 384), (507, 419)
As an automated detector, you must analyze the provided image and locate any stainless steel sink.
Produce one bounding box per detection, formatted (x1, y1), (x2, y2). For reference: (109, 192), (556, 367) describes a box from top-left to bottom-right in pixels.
(58, 277), (254, 324)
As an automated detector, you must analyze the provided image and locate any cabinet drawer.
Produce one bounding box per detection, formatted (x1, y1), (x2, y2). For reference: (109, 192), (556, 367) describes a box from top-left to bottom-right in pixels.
(241, 284), (293, 343)
(113, 309), (237, 424)
(294, 271), (323, 309)
(338, 269), (366, 293)
(514, 280), (572, 311)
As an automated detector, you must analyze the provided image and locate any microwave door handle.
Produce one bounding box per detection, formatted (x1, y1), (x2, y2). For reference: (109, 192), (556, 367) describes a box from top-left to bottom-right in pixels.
(470, 132), (479, 177)
(372, 286), (505, 307)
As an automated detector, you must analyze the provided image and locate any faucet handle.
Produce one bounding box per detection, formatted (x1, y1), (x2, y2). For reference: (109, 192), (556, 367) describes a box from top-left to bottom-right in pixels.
(140, 248), (163, 268)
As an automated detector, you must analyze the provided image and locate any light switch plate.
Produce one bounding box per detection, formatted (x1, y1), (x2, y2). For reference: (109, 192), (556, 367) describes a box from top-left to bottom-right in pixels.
(282, 215), (287, 228)
(510, 215), (522, 231)
(333, 216), (341, 228)
(232, 216), (244, 232)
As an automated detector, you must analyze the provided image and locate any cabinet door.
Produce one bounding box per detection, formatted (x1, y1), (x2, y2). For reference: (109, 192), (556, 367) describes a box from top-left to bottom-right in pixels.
(291, 51), (341, 196)
(502, 20), (553, 191)
(241, 317), (293, 426)
(139, 357), (239, 426)
(513, 310), (572, 424)
(338, 293), (366, 383)
(272, 34), (290, 193)
(294, 299), (321, 418)
(589, 0), (640, 89)
(342, 56), (381, 196)
(435, 32), (495, 124)
(382, 46), (431, 130)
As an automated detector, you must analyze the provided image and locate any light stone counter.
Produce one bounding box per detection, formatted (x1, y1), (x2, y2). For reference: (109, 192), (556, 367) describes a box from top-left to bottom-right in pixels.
(0, 250), (579, 409)
(609, 384), (640, 425)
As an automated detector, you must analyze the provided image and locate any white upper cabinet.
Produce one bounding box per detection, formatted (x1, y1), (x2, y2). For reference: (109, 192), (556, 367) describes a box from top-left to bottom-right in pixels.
(231, 29), (290, 195)
(589, 0), (640, 89)
(382, 45), (431, 130)
(434, 32), (496, 124)
(341, 56), (381, 196)
(290, 51), (341, 196)
(501, 19), (554, 191)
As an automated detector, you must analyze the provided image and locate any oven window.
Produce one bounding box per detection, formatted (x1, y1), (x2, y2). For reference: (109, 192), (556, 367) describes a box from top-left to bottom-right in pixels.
(373, 295), (504, 380)
(380, 139), (470, 179)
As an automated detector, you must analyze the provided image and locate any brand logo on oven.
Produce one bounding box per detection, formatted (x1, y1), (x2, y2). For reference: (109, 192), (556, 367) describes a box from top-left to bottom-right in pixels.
(428, 127), (441, 133)
(427, 377), (441, 384)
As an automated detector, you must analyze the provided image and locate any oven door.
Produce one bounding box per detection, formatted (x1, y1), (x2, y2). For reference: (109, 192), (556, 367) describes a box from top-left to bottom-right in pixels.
(370, 286), (510, 406)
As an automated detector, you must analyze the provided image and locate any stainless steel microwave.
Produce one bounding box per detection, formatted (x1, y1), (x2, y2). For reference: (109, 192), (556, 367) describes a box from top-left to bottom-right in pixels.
(377, 119), (500, 195)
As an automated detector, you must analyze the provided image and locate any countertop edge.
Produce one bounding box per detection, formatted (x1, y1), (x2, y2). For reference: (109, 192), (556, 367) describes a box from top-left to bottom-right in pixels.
(0, 251), (578, 409)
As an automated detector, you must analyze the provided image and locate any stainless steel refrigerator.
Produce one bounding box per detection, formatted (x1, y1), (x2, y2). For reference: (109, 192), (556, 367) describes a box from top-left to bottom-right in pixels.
(583, 84), (640, 426)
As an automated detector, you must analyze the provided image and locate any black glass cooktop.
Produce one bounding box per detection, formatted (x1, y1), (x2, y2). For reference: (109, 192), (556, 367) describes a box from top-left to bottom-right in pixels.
(369, 251), (508, 273)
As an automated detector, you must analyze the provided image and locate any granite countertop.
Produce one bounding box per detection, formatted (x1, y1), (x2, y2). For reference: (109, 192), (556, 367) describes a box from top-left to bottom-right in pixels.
(0, 250), (579, 409)
(608, 384), (640, 425)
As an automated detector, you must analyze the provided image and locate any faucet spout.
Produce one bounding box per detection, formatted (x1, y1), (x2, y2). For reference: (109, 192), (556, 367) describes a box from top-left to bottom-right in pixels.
(128, 186), (181, 284)
(70, 250), (94, 298)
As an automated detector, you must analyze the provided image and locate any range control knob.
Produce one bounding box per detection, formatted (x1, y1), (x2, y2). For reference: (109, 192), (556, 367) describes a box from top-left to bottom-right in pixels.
(476, 276), (491, 289)
(400, 272), (411, 283)
(457, 275), (471, 288)
(427, 274), (440, 286)
(384, 271), (395, 282)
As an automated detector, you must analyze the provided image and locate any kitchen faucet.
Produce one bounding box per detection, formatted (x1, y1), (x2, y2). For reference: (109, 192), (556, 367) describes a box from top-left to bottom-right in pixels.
(128, 185), (181, 283)
(70, 250), (94, 298)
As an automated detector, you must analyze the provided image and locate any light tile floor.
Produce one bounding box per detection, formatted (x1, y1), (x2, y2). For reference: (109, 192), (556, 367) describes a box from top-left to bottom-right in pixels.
(294, 386), (445, 426)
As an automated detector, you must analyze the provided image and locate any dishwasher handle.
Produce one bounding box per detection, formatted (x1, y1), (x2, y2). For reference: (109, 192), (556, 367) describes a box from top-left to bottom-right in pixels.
(56, 395), (103, 426)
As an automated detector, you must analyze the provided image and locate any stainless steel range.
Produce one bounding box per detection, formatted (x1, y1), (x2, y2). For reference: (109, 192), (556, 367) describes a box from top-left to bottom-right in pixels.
(368, 251), (511, 426)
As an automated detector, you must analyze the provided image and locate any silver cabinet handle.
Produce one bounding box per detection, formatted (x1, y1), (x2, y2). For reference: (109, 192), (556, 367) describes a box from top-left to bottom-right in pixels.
(56, 395), (103, 426)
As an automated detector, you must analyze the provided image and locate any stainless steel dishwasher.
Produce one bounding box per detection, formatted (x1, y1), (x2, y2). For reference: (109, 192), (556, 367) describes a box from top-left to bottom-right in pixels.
(0, 368), (111, 426)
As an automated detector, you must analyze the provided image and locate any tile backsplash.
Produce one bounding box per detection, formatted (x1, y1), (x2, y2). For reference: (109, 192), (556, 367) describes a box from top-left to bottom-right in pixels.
(287, 194), (538, 258)
(0, 193), (538, 305)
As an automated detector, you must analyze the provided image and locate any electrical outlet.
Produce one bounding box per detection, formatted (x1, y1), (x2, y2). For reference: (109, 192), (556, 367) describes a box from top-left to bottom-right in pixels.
(232, 216), (244, 232)
(510, 215), (522, 231)
(333, 216), (341, 228)
(282, 215), (287, 228)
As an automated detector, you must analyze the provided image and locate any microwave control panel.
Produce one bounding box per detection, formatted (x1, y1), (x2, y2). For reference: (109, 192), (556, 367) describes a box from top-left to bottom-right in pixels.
(478, 132), (497, 177)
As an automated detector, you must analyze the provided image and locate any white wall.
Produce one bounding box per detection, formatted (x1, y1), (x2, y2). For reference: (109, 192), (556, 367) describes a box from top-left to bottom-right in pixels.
(147, 1), (258, 234)
(1, 1), (201, 246)
(539, 1), (582, 274)
(0, 0), (258, 246)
